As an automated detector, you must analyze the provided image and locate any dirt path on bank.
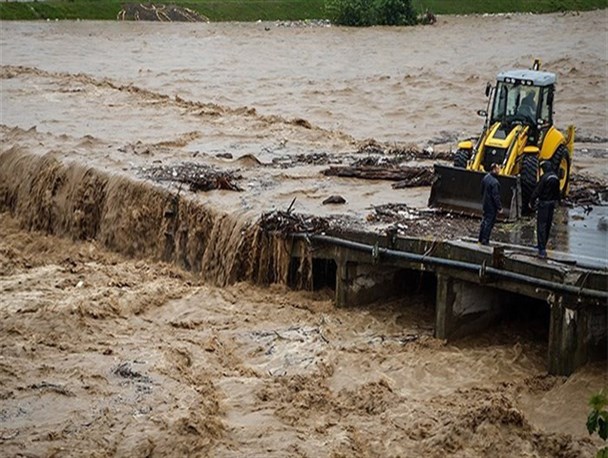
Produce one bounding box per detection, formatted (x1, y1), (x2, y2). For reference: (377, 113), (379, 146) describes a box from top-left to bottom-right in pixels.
(1, 213), (605, 457)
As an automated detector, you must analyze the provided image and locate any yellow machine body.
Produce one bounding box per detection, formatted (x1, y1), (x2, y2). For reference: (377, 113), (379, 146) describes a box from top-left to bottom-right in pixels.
(429, 62), (574, 220)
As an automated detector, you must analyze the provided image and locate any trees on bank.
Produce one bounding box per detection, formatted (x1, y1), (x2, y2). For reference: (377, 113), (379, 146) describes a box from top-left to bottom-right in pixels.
(326, 0), (421, 26)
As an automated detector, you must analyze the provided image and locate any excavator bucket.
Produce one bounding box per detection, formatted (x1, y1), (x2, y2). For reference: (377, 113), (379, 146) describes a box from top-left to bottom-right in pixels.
(428, 165), (522, 221)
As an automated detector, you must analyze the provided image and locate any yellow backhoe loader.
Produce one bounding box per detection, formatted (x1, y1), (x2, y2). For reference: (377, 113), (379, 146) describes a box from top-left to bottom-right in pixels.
(428, 60), (574, 220)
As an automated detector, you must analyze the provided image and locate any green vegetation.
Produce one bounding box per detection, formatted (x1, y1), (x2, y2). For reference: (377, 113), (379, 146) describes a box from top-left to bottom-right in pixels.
(177, 0), (326, 21)
(0, 0), (605, 21)
(0, 0), (326, 21)
(413, 0), (607, 14)
(325, 0), (372, 26)
(587, 390), (608, 458)
(0, 0), (120, 20)
(376, 0), (416, 24)
(326, 0), (417, 26)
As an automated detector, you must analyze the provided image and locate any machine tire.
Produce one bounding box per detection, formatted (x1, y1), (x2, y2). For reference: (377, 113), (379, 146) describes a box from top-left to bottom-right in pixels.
(521, 154), (539, 214)
(550, 144), (571, 198)
(453, 149), (470, 168)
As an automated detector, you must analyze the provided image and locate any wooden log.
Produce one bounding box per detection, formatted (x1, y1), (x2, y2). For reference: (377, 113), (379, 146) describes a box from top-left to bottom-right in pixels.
(322, 165), (433, 187)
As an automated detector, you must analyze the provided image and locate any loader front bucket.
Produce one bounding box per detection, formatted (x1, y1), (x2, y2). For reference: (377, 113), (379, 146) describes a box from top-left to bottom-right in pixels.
(428, 165), (522, 221)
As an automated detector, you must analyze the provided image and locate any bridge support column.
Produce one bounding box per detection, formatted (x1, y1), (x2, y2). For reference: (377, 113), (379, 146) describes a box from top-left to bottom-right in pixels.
(335, 261), (401, 308)
(435, 275), (503, 340)
(548, 297), (607, 376)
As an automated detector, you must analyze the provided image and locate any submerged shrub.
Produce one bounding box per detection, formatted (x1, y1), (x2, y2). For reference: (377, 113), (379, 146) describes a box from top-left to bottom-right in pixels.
(374, 0), (417, 25)
(325, 0), (374, 26)
(326, 0), (418, 26)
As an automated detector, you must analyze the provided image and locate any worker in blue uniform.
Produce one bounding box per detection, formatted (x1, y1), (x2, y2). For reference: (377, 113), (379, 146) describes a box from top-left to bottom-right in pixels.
(478, 163), (503, 245)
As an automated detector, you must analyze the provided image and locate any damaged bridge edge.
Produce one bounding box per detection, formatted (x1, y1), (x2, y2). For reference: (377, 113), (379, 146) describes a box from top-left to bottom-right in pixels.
(288, 232), (608, 376)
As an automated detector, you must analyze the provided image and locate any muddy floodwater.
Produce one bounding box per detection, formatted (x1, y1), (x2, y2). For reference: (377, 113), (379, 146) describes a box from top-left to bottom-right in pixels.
(1, 11), (607, 457)
(1, 13), (608, 149)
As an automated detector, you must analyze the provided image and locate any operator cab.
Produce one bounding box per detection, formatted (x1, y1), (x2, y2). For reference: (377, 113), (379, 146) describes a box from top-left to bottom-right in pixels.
(490, 69), (556, 143)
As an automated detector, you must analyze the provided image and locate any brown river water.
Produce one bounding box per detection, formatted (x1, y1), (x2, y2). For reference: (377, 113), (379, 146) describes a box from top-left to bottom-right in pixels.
(0, 12), (607, 457)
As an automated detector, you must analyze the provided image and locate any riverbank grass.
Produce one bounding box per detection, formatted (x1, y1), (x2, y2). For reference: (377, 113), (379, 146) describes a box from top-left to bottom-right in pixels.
(0, 0), (606, 21)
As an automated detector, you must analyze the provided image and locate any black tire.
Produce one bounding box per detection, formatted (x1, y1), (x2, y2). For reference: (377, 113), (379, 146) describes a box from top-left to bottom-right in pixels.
(550, 144), (571, 198)
(521, 154), (539, 214)
(453, 149), (470, 168)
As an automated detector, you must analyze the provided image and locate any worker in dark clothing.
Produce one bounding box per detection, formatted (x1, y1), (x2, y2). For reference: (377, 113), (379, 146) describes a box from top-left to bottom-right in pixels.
(517, 90), (537, 122)
(478, 163), (503, 245)
(529, 160), (561, 258)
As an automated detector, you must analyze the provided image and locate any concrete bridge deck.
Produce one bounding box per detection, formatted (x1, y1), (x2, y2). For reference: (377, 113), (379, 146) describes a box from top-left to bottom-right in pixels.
(288, 230), (608, 376)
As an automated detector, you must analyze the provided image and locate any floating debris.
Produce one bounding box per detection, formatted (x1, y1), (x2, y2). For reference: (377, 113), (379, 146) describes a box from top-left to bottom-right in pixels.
(565, 174), (608, 207)
(322, 195), (346, 205)
(367, 203), (421, 224)
(323, 165), (433, 187)
(355, 139), (452, 161)
(273, 19), (332, 28)
(575, 133), (608, 143)
(260, 211), (330, 234)
(392, 168), (435, 188)
(113, 362), (143, 379)
(426, 130), (459, 145)
(351, 155), (404, 167)
(140, 162), (242, 192)
(118, 141), (154, 156)
(28, 381), (75, 397)
(272, 152), (339, 168)
(113, 362), (152, 383)
(293, 152), (331, 165)
(290, 118), (313, 129)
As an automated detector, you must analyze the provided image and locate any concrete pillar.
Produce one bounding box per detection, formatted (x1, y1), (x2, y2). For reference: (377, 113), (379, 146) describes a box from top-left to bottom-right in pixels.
(435, 274), (456, 339)
(435, 275), (502, 340)
(335, 260), (349, 307)
(548, 297), (607, 376)
(335, 261), (402, 308)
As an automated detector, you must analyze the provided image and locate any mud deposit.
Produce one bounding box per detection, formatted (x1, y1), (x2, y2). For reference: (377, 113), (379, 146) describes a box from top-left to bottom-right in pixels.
(1, 213), (605, 457)
(1, 10), (607, 457)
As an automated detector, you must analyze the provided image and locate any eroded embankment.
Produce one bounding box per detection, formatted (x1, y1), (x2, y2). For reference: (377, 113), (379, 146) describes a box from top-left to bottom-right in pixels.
(0, 148), (304, 287)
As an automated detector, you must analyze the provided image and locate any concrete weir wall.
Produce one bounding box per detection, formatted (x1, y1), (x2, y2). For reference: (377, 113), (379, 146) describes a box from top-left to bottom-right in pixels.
(0, 149), (296, 287)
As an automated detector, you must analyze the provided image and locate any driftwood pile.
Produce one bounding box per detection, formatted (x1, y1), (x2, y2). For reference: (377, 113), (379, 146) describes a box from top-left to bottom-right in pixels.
(260, 210), (329, 234)
(140, 162), (242, 192)
(323, 165), (434, 188)
(293, 152), (332, 165)
(566, 174), (608, 207)
(392, 168), (435, 188)
(356, 139), (452, 161)
(272, 152), (339, 168)
(351, 156), (406, 167)
(323, 142), (439, 187)
(367, 203), (421, 224)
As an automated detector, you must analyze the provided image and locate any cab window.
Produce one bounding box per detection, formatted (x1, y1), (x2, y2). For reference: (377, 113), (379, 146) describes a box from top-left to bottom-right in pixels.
(491, 82), (541, 123)
(539, 87), (552, 124)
